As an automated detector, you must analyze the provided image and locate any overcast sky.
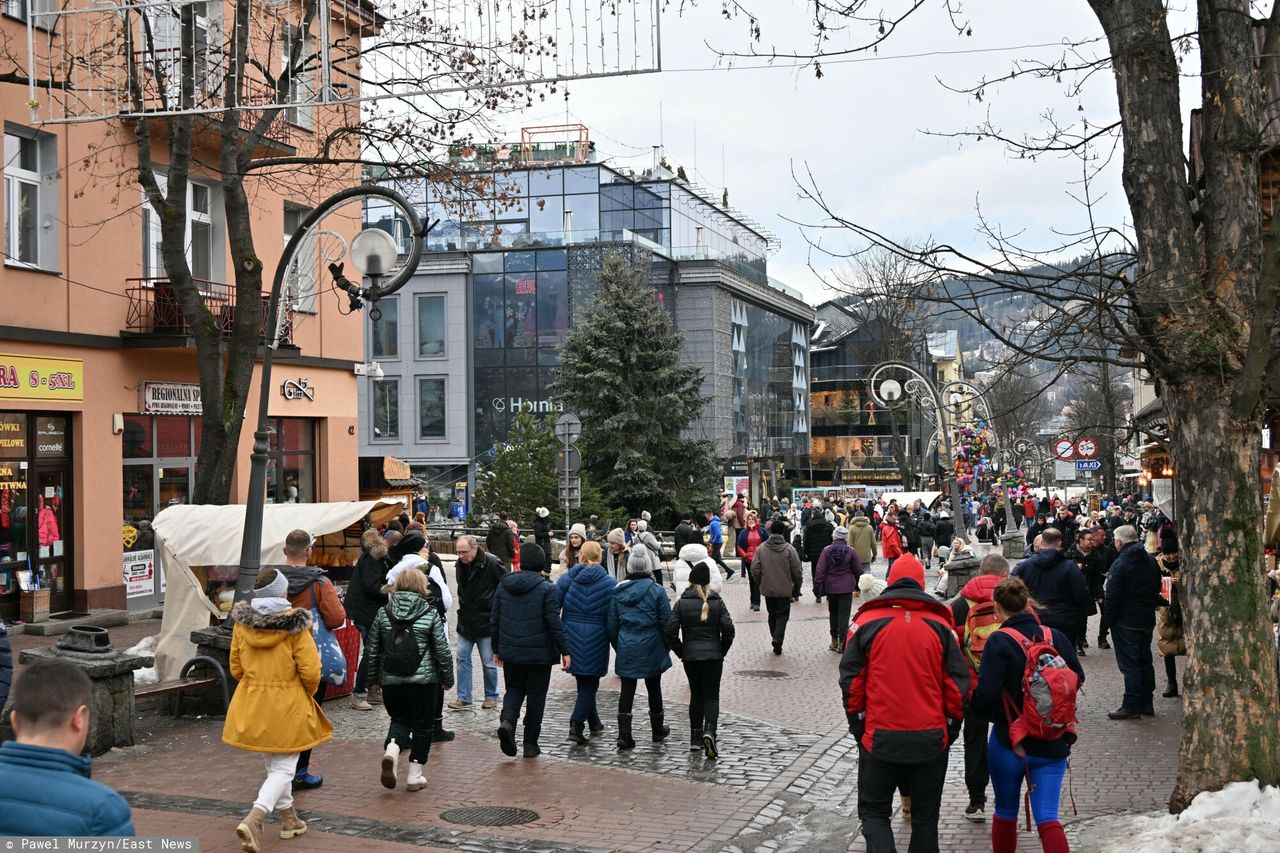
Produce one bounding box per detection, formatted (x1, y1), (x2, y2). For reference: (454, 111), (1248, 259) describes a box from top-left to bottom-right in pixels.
(489, 1), (1203, 305)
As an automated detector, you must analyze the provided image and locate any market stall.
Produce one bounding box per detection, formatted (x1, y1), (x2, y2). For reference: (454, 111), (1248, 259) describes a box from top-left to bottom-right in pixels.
(150, 499), (405, 683)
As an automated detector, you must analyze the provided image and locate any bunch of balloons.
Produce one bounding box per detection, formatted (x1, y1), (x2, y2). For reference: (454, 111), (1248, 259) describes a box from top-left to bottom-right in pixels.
(953, 420), (995, 490)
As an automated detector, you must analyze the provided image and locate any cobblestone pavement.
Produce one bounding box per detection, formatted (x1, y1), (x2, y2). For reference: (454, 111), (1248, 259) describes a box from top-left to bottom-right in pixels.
(92, 555), (1180, 852)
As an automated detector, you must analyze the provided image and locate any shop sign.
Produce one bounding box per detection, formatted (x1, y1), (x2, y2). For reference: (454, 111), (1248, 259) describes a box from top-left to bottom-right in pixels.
(34, 417), (67, 458)
(124, 549), (156, 598)
(0, 354), (83, 403)
(281, 378), (314, 401)
(141, 381), (203, 415)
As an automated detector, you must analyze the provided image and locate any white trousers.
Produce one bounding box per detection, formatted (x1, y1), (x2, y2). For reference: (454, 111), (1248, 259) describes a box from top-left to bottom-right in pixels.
(253, 752), (300, 814)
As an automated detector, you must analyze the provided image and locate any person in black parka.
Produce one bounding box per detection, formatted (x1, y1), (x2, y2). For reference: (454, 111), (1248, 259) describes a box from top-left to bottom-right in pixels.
(532, 508), (554, 564)
(803, 511), (835, 603)
(346, 528), (392, 710)
(1012, 528), (1092, 651)
(664, 561), (734, 759)
(491, 566), (570, 758)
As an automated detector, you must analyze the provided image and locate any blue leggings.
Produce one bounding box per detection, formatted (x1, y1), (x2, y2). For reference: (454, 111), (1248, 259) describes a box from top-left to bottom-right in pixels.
(987, 730), (1068, 824)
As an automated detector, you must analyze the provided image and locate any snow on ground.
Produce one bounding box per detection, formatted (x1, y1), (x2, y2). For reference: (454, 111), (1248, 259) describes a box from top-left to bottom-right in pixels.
(127, 635), (159, 685)
(1081, 781), (1280, 852)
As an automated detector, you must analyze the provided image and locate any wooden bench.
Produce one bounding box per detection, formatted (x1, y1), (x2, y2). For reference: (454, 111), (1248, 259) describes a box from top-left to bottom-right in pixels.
(134, 655), (231, 717)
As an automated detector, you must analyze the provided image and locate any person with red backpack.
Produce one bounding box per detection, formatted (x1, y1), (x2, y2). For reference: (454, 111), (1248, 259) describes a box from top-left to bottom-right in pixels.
(949, 553), (1011, 824)
(973, 576), (1084, 853)
(839, 554), (969, 853)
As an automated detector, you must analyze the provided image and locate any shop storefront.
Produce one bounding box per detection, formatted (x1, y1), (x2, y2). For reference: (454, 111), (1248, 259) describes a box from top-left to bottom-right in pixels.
(0, 412), (72, 612)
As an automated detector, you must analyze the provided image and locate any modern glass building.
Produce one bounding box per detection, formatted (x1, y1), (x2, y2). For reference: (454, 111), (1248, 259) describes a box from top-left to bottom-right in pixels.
(359, 137), (815, 506)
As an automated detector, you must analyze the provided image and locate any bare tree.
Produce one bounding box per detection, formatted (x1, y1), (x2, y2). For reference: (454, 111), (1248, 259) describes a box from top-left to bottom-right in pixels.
(829, 245), (933, 488)
(979, 364), (1055, 450)
(715, 0), (1280, 809)
(1062, 363), (1133, 495)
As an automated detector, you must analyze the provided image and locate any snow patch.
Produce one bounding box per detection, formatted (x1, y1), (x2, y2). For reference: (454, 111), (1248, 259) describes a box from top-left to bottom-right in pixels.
(126, 635), (159, 686)
(1088, 781), (1280, 852)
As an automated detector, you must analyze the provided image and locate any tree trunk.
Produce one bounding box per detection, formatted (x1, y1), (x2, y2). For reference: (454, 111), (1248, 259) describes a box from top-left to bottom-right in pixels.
(1165, 387), (1280, 810)
(890, 407), (911, 489)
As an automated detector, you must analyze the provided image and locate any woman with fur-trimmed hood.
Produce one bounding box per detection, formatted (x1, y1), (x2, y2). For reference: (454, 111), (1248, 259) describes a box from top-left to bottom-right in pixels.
(224, 568), (333, 853)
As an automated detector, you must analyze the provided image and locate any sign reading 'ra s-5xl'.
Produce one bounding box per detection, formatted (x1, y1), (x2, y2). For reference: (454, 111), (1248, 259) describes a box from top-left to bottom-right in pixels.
(0, 354), (84, 403)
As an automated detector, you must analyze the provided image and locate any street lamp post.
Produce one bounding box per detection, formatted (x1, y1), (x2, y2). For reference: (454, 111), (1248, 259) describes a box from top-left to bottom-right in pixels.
(231, 185), (425, 605)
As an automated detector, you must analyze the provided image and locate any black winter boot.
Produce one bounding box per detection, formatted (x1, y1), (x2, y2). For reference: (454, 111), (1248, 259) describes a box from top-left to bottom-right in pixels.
(568, 720), (588, 745)
(651, 713), (670, 742)
(703, 726), (719, 760)
(616, 714), (635, 750)
(522, 725), (541, 758)
(1163, 679), (1179, 698)
(497, 711), (518, 757)
(690, 727), (703, 751)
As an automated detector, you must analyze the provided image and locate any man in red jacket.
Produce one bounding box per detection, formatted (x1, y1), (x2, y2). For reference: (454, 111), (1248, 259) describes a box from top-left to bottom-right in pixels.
(839, 554), (968, 853)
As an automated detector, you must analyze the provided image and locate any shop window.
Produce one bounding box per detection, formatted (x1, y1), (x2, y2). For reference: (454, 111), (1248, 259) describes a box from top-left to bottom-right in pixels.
(4, 126), (57, 271)
(473, 274), (504, 348)
(536, 270), (567, 347)
(505, 272), (537, 348)
(418, 377), (447, 440)
(371, 379), (399, 440)
(266, 417), (315, 503)
(371, 294), (398, 359)
(416, 294), (446, 358)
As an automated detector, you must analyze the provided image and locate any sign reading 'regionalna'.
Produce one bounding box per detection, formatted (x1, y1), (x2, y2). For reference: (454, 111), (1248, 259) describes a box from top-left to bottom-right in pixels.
(0, 354), (84, 403)
(140, 381), (202, 415)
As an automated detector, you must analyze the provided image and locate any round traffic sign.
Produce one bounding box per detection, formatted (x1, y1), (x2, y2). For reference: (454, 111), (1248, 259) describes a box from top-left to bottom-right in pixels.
(554, 412), (582, 444)
(1054, 439), (1075, 460)
(1076, 437), (1098, 459)
(555, 447), (582, 474)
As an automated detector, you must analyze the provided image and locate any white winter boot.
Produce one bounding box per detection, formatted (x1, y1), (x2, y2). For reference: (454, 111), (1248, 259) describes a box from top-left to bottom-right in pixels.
(406, 761), (427, 792)
(380, 742), (400, 789)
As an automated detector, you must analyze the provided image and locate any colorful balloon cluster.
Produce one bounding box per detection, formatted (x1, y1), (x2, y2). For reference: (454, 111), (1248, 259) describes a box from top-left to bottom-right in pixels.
(953, 420), (995, 490)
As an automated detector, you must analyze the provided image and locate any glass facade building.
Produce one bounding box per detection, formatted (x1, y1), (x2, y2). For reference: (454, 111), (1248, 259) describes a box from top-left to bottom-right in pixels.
(361, 157), (814, 493)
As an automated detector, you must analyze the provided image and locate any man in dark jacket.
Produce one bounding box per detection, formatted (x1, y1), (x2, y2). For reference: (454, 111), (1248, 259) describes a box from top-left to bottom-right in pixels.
(750, 519), (804, 655)
(933, 512), (956, 559)
(451, 535), (507, 711)
(1104, 525), (1164, 719)
(803, 511), (835, 603)
(674, 513), (700, 556)
(491, 565), (570, 758)
(0, 659), (134, 835)
(532, 508), (554, 561)
(1012, 528), (1092, 650)
(839, 554), (968, 853)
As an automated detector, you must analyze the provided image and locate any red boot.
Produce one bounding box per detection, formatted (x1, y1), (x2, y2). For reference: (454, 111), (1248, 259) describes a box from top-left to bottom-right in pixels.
(992, 815), (1018, 853)
(1037, 820), (1070, 853)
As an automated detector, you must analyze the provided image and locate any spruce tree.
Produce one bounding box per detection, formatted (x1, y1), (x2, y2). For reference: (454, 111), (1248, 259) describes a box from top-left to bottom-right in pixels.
(553, 252), (720, 519)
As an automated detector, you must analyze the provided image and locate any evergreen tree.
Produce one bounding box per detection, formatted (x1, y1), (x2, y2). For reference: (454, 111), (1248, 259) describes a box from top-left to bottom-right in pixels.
(472, 413), (621, 527)
(553, 252), (720, 519)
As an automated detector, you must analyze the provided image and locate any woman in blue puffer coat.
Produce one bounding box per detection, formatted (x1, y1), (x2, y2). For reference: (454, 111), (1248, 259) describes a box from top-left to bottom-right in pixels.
(555, 541), (615, 744)
(607, 545), (672, 750)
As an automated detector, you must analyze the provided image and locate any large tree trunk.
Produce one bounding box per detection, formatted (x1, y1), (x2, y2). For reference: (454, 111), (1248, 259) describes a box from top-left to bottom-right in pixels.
(1166, 388), (1280, 810)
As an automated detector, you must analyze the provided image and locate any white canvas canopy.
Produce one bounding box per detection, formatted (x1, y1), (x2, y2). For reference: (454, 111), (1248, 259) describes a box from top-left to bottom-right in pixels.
(150, 500), (405, 680)
(876, 491), (944, 509)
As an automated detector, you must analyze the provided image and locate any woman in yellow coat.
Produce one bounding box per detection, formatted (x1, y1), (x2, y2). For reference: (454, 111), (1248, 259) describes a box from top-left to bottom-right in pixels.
(223, 569), (333, 853)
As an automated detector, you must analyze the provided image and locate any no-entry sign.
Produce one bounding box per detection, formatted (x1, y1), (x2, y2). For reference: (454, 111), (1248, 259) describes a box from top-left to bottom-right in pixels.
(1054, 439), (1075, 460)
(1076, 437), (1098, 459)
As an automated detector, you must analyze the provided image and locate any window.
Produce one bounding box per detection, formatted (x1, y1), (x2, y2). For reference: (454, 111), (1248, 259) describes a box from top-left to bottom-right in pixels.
(283, 205), (317, 312)
(4, 128), (56, 271)
(267, 417), (315, 503)
(4, 0), (55, 30)
(142, 174), (222, 281)
(371, 295), (398, 358)
(281, 24), (315, 129)
(416, 295), (446, 358)
(418, 377), (447, 439)
(372, 379), (399, 440)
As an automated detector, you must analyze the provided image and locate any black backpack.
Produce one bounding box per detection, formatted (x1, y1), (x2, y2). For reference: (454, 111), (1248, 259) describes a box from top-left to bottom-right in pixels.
(381, 606), (426, 677)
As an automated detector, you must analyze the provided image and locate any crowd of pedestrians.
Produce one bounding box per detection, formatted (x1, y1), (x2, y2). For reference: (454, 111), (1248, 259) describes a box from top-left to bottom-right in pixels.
(0, 489), (1204, 853)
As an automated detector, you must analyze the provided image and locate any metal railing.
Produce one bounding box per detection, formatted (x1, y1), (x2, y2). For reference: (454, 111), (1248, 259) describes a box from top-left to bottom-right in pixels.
(124, 277), (293, 344)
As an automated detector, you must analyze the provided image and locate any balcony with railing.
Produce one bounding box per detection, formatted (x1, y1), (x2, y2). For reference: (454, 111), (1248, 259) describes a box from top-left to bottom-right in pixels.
(129, 49), (295, 150)
(123, 278), (293, 345)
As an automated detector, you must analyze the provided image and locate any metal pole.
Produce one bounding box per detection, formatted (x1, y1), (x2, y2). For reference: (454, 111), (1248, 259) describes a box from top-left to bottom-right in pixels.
(233, 186), (423, 606)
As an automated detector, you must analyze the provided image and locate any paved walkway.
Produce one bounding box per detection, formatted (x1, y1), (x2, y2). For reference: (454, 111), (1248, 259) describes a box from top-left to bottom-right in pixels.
(90, 556), (1180, 852)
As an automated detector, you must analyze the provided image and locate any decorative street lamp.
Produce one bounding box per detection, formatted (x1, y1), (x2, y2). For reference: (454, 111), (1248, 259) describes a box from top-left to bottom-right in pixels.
(868, 361), (1008, 535)
(231, 185), (425, 605)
